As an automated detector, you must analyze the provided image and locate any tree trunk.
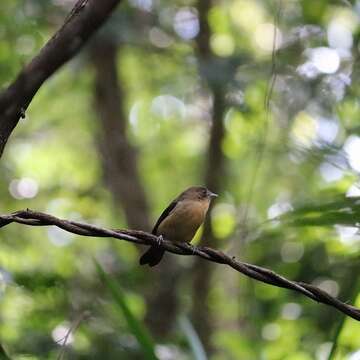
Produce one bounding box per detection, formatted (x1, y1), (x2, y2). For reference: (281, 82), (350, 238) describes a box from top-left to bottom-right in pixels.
(91, 40), (179, 338)
(191, 88), (226, 352)
(91, 41), (150, 231)
(191, 0), (227, 352)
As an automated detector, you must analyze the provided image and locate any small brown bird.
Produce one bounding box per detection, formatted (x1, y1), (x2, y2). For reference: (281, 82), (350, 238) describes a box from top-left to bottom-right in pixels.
(139, 186), (218, 267)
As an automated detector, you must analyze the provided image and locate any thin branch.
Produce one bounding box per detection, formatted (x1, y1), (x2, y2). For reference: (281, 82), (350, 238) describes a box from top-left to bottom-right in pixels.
(1, 209), (360, 322)
(57, 311), (90, 360)
(241, 0), (282, 231)
(0, 0), (123, 158)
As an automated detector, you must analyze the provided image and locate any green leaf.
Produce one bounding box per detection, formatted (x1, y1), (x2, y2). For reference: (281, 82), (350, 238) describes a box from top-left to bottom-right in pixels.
(178, 316), (207, 360)
(0, 343), (10, 360)
(95, 260), (158, 360)
(280, 196), (360, 228)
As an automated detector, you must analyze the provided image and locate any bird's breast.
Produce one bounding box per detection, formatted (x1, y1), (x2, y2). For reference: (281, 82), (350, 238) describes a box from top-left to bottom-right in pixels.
(157, 199), (210, 243)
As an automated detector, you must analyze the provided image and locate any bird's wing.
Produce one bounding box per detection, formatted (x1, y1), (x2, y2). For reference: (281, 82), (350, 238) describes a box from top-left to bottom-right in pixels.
(152, 200), (178, 235)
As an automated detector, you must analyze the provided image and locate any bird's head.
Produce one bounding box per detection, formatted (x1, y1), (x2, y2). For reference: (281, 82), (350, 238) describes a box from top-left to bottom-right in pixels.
(179, 186), (218, 202)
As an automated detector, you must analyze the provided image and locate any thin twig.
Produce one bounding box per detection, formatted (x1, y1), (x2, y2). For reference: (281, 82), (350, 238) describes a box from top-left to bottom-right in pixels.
(241, 0), (282, 230)
(57, 311), (90, 360)
(1, 209), (360, 321)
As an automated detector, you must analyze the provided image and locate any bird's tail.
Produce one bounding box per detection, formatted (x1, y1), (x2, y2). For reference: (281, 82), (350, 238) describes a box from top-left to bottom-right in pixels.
(139, 246), (165, 267)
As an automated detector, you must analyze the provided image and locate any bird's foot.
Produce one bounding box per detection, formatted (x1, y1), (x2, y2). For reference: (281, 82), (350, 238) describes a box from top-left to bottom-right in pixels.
(156, 235), (164, 247)
(20, 107), (26, 119)
(189, 243), (197, 255)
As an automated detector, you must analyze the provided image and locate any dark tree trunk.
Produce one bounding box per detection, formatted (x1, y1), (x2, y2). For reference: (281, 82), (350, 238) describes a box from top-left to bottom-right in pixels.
(91, 41), (179, 338)
(191, 89), (226, 352)
(191, 0), (227, 352)
(91, 41), (150, 231)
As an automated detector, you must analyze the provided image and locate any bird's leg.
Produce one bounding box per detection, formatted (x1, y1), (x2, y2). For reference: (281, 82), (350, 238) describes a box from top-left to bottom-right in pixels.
(156, 235), (164, 247)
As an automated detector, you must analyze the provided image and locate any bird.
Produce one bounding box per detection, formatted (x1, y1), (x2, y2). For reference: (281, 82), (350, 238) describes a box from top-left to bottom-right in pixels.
(139, 186), (218, 267)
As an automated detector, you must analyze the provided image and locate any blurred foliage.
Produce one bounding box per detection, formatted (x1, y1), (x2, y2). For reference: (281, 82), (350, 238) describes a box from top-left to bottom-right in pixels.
(95, 261), (157, 360)
(0, 0), (360, 359)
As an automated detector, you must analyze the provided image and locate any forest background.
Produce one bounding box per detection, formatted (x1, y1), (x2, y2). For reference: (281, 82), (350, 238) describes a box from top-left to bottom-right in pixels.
(0, 0), (360, 359)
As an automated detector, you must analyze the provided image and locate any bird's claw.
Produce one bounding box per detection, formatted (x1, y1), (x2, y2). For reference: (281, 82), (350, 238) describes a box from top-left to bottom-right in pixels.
(156, 235), (164, 247)
(189, 244), (197, 255)
(20, 107), (26, 119)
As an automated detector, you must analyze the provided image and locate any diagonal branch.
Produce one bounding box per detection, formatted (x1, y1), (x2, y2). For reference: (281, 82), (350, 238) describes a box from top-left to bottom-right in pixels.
(0, 0), (123, 158)
(1, 209), (360, 321)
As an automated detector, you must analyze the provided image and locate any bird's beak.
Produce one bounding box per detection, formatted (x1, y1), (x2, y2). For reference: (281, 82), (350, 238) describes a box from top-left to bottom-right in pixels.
(208, 191), (218, 198)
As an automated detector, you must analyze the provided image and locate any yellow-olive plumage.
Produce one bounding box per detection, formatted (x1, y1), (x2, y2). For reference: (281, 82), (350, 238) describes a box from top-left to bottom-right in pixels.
(139, 186), (217, 267)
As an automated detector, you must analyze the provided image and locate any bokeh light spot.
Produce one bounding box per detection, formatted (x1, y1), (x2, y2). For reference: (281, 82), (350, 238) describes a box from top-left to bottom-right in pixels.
(319, 162), (344, 183)
(348, 350), (360, 360)
(151, 95), (186, 119)
(281, 303), (302, 320)
(262, 323), (281, 341)
(315, 117), (338, 144)
(307, 47), (340, 74)
(128, 0), (152, 12)
(9, 177), (39, 199)
(52, 323), (73, 345)
(281, 242), (304, 263)
(173, 7), (199, 40)
(254, 23), (282, 52)
(267, 201), (293, 220)
(16, 35), (36, 55)
(346, 183), (360, 198)
(210, 34), (235, 57)
(327, 21), (353, 50)
(343, 135), (360, 172)
(291, 111), (317, 147)
(48, 227), (73, 247)
(335, 225), (359, 245)
(149, 27), (173, 48)
(212, 203), (237, 238)
(230, 0), (265, 30)
(314, 278), (339, 297)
